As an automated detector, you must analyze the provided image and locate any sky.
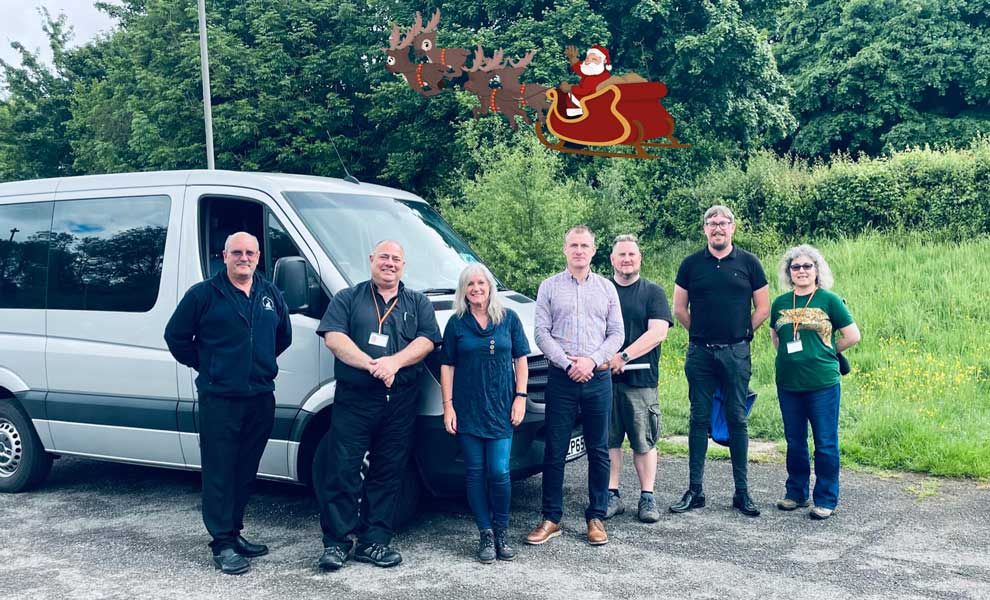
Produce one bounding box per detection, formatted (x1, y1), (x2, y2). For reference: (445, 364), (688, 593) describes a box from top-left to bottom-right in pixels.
(0, 1), (120, 69)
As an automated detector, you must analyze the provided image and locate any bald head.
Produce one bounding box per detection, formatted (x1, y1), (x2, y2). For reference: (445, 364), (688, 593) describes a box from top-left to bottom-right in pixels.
(223, 231), (261, 283)
(369, 239), (406, 291)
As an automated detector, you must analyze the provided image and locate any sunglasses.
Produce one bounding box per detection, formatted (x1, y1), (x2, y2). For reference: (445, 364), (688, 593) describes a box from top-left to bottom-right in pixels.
(789, 262), (815, 271)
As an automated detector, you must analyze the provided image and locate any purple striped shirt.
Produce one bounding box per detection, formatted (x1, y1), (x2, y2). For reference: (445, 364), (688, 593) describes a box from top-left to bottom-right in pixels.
(534, 270), (624, 370)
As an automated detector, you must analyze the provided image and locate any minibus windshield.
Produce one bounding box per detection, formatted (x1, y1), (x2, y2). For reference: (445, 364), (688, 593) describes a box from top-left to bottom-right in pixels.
(283, 191), (496, 292)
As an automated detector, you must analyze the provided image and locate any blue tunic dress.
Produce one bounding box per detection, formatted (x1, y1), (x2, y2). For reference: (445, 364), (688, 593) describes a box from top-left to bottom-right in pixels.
(440, 308), (531, 439)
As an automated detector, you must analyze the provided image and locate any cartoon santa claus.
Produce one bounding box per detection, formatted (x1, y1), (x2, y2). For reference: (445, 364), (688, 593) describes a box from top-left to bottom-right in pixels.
(560, 45), (613, 116)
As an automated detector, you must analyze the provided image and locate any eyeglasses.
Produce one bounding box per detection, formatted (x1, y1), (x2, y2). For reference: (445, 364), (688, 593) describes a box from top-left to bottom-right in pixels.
(229, 250), (258, 259)
(705, 220), (733, 230)
(789, 262), (815, 271)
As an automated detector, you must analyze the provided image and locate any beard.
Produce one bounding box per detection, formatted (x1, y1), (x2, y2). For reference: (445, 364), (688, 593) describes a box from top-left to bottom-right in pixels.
(580, 61), (605, 76)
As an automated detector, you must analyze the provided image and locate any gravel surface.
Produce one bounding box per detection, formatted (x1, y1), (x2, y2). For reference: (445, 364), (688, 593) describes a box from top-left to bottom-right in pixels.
(2, 452), (988, 600)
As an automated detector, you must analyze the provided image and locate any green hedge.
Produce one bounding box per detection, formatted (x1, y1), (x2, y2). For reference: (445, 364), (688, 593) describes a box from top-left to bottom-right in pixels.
(659, 136), (990, 239)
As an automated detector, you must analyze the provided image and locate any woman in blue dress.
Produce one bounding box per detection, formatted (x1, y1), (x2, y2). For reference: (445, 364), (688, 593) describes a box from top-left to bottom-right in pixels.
(441, 264), (530, 563)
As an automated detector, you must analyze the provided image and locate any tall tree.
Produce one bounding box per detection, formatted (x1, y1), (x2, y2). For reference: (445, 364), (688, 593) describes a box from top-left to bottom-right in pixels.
(776, 0), (990, 157)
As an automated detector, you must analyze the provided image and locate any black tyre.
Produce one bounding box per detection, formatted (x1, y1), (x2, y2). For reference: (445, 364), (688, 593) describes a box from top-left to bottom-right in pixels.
(0, 399), (53, 493)
(311, 429), (422, 530)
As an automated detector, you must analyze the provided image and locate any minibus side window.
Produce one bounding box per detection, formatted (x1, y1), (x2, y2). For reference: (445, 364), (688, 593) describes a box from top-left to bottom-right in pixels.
(0, 201), (53, 309)
(47, 195), (170, 312)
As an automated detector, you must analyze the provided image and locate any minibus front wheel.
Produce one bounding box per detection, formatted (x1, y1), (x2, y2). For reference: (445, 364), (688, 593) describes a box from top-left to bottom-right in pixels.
(0, 399), (53, 493)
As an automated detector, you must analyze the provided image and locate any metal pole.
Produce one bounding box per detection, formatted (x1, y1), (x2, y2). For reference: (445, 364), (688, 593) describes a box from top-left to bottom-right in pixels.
(197, 0), (215, 169)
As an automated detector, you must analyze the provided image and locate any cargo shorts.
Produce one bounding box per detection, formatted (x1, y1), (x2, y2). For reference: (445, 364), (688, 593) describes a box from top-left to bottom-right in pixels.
(608, 383), (661, 454)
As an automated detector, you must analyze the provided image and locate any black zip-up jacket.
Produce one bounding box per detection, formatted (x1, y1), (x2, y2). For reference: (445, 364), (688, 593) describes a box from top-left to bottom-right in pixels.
(164, 270), (292, 397)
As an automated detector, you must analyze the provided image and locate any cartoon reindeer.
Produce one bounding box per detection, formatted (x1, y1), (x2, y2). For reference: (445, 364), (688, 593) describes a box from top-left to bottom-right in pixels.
(490, 50), (552, 125)
(411, 10), (470, 78)
(382, 21), (449, 97)
(464, 47), (532, 130)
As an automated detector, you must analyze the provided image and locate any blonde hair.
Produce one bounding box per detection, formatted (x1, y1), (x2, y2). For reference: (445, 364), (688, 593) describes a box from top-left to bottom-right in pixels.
(777, 244), (835, 290)
(454, 264), (505, 324)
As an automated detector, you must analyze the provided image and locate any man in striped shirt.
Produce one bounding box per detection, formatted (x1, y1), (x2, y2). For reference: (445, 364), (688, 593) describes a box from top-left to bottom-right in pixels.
(526, 225), (624, 546)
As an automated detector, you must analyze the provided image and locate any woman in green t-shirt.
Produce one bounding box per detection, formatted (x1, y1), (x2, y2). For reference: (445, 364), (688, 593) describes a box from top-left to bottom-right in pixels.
(769, 245), (861, 520)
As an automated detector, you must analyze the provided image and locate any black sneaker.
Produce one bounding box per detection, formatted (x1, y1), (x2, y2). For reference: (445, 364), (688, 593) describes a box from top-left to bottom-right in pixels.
(213, 548), (250, 575)
(318, 544), (350, 572)
(477, 529), (496, 564)
(493, 527), (516, 561)
(354, 542), (402, 568)
(733, 491), (761, 517)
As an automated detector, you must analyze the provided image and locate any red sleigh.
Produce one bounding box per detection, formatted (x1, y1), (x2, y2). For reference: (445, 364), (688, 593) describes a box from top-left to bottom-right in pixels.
(535, 82), (689, 159)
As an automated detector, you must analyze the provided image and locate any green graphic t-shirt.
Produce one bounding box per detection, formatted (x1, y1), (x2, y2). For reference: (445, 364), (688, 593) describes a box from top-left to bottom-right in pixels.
(770, 288), (854, 392)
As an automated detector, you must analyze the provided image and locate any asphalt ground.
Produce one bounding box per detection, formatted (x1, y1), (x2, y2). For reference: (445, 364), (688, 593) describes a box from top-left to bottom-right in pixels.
(1, 451), (988, 600)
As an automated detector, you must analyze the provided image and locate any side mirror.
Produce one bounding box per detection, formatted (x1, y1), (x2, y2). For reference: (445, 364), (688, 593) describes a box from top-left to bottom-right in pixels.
(274, 256), (309, 314)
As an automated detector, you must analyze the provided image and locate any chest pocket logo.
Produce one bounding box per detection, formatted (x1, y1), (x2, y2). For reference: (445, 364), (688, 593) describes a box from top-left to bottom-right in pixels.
(262, 296), (275, 311)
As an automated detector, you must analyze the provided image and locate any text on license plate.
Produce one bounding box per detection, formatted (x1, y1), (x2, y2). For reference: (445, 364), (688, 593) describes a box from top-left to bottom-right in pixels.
(565, 435), (586, 461)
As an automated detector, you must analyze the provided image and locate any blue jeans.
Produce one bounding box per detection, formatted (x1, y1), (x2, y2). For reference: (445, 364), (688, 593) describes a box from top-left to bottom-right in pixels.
(459, 433), (512, 531)
(777, 384), (841, 509)
(542, 367), (612, 523)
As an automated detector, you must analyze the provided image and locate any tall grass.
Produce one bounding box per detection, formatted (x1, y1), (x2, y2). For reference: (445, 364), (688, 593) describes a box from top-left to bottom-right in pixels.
(638, 233), (990, 478)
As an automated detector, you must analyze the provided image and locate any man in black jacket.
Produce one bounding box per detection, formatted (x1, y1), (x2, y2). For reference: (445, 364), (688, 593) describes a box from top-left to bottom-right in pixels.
(164, 231), (292, 575)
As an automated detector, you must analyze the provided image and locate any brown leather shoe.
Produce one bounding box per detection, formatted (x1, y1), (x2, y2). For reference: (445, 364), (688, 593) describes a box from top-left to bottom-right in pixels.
(525, 520), (561, 545)
(587, 518), (608, 546)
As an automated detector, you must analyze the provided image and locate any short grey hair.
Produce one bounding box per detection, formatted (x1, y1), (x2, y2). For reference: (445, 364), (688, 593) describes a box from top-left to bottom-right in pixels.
(778, 244), (835, 290)
(224, 232), (260, 252)
(612, 234), (639, 251)
(564, 225), (595, 245)
(454, 263), (506, 325)
(703, 205), (735, 224)
(371, 239), (405, 257)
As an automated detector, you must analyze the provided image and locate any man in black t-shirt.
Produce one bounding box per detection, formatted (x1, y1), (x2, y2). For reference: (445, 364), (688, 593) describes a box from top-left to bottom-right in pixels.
(604, 235), (673, 524)
(314, 240), (441, 571)
(670, 206), (769, 517)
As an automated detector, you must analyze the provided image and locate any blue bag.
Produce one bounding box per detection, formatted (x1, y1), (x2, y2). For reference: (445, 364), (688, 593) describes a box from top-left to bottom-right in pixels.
(709, 388), (758, 447)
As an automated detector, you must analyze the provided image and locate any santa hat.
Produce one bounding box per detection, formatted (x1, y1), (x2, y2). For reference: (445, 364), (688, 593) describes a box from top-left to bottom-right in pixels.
(587, 45), (612, 71)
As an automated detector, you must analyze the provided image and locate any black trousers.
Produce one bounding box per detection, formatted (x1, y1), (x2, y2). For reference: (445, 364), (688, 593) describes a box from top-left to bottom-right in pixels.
(684, 341), (752, 492)
(198, 390), (275, 553)
(319, 382), (418, 549)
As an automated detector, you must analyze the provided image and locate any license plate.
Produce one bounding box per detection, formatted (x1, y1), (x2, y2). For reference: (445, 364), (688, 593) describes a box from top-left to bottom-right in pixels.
(565, 435), (586, 461)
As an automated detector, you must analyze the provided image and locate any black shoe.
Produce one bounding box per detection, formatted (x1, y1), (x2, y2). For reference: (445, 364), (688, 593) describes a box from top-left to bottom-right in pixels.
(354, 542), (402, 568)
(669, 489), (706, 513)
(212, 548), (250, 575)
(318, 544), (350, 572)
(235, 535), (269, 558)
(493, 527), (515, 561)
(733, 491), (761, 517)
(477, 529), (496, 564)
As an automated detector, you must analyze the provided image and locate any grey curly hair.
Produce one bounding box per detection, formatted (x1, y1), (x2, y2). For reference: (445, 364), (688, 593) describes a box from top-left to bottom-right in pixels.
(777, 244), (835, 290)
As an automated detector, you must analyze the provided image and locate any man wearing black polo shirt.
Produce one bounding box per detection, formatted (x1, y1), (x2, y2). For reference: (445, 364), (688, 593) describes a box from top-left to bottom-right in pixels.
(669, 206), (769, 517)
(314, 240), (441, 571)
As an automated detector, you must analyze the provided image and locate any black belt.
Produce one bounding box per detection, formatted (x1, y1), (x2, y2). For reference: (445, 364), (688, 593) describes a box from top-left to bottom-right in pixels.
(691, 340), (748, 349)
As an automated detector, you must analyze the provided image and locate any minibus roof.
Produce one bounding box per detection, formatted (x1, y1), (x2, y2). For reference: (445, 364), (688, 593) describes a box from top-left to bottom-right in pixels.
(0, 170), (424, 203)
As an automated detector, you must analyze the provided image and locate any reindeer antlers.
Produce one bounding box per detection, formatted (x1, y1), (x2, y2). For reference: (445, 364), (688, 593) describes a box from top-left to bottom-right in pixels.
(481, 49), (505, 72)
(419, 9), (440, 33)
(386, 14), (422, 50)
(510, 50), (537, 70)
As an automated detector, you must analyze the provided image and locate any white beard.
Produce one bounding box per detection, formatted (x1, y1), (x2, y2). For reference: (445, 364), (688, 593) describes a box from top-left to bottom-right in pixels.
(580, 61), (605, 76)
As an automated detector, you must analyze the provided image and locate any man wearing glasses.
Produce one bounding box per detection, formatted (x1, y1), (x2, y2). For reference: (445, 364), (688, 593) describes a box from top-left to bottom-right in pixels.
(165, 232), (292, 574)
(314, 240), (441, 571)
(669, 206), (770, 517)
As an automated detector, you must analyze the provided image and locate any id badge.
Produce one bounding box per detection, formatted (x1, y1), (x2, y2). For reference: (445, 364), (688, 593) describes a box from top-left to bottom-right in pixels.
(786, 340), (803, 354)
(369, 332), (389, 347)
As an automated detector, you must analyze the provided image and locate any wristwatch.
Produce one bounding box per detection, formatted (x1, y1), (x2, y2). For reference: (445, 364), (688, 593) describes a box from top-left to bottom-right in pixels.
(620, 351), (630, 362)
(514, 392), (528, 398)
